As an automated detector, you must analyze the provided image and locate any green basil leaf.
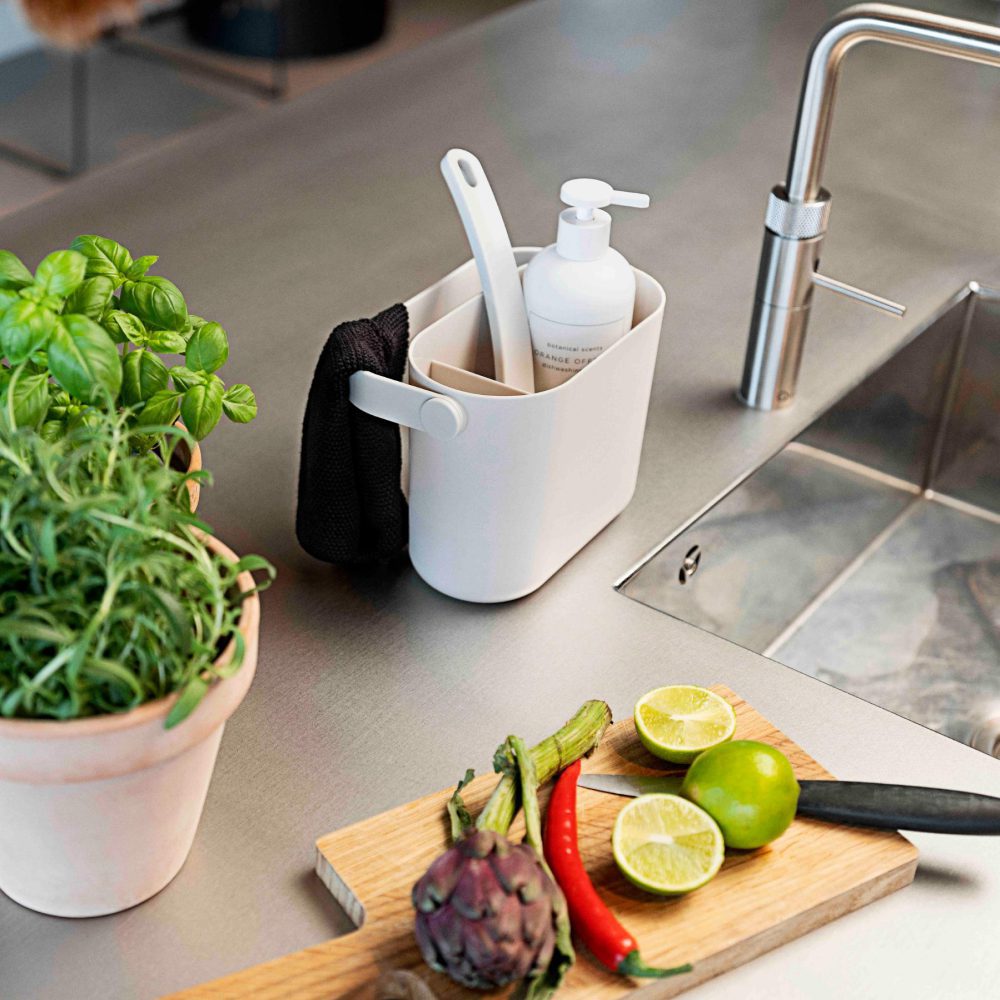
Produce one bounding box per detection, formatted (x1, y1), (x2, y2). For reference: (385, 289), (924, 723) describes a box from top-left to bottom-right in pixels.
(169, 365), (206, 392)
(129, 431), (156, 455)
(221, 383), (257, 423)
(103, 310), (146, 347)
(47, 399), (69, 419)
(48, 315), (122, 403)
(34, 250), (87, 297)
(184, 321), (229, 373)
(0, 300), (57, 363)
(6, 370), (50, 428)
(144, 329), (186, 353)
(137, 389), (182, 428)
(39, 418), (65, 442)
(18, 285), (45, 304)
(64, 275), (115, 320)
(180, 376), (223, 441)
(0, 288), (19, 315)
(125, 255), (158, 280)
(72, 406), (101, 431)
(119, 276), (188, 331)
(121, 348), (169, 407)
(0, 250), (33, 289)
(70, 235), (133, 283)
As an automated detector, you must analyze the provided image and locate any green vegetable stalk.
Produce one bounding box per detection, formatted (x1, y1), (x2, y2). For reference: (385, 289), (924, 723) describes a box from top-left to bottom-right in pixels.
(478, 699), (612, 834)
(507, 734), (575, 1000)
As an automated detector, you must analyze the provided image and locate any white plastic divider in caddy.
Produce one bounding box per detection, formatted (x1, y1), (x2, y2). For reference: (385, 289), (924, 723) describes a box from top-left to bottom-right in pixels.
(349, 248), (666, 603)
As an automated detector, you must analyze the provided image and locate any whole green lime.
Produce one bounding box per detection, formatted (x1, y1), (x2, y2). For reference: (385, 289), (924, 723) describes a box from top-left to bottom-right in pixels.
(680, 740), (800, 849)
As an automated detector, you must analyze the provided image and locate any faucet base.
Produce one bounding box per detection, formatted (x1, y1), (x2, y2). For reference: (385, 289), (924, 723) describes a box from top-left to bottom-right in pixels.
(740, 223), (822, 409)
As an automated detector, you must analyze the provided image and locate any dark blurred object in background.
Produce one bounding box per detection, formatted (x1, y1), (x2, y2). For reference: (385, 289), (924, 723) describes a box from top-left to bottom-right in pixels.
(185, 0), (388, 58)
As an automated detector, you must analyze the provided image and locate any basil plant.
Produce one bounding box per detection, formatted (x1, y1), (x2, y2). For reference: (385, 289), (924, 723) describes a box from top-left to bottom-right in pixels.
(0, 236), (257, 442)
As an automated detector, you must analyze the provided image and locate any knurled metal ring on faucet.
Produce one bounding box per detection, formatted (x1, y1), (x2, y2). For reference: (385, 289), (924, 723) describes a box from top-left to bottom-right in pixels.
(764, 184), (831, 240)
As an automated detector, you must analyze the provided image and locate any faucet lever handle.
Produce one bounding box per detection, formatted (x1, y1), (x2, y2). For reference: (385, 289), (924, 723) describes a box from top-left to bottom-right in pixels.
(812, 272), (906, 317)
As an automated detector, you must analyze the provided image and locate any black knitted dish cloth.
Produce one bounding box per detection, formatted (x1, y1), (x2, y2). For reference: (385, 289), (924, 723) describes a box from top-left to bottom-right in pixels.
(296, 303), (409, 565)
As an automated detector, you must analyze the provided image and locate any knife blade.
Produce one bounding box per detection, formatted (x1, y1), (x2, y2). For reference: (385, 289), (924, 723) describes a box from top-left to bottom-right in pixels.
(578, 773), (1000, 834)
(580, 773), (684, 797)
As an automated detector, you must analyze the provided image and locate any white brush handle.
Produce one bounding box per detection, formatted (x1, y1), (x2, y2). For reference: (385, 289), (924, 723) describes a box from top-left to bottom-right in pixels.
(440, 149), (535, 393)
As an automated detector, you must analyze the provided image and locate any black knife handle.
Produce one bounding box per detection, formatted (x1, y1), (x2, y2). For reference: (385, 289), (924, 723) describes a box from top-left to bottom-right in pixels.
(797, 781), (1000, 834)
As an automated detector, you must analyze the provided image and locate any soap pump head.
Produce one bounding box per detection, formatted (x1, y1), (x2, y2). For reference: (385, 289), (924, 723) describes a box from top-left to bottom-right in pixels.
(555, 178), (650, 261)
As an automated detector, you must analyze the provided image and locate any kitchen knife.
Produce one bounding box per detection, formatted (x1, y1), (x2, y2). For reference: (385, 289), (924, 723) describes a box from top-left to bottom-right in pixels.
(577, 773), (1000, 834)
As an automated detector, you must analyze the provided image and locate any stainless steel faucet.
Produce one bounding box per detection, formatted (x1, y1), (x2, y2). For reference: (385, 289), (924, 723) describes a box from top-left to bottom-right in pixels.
(739, 3), (1000, 410)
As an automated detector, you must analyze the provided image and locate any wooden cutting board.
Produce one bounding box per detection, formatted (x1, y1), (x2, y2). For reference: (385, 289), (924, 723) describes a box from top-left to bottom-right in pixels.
(171, 687), (918, 999)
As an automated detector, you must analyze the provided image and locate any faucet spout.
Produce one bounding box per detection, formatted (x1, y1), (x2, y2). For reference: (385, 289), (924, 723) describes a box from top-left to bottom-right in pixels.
(788, 3), (1000, 203)
(739, 4), (1000, 410)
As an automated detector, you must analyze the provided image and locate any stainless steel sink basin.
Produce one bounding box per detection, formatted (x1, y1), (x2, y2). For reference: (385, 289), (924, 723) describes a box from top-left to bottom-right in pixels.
(620, 283), (1000, 754)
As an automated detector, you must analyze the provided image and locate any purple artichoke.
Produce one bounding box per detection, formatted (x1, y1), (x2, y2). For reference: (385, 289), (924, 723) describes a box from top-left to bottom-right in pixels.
(412, 828), (562, 990)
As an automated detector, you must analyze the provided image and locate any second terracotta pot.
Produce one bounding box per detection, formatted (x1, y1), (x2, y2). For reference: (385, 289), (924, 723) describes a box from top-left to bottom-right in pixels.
(171, 427), (203, 511)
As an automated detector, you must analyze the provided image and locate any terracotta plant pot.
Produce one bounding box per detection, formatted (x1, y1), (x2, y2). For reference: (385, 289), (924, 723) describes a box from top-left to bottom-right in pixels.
(0, 535), (258, 918)
(170, 425), (203, 512)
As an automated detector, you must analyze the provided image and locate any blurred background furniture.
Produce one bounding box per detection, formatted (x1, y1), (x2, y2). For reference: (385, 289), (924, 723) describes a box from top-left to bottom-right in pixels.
(186, 0), (388, 59)
(0, 0), (515, 212)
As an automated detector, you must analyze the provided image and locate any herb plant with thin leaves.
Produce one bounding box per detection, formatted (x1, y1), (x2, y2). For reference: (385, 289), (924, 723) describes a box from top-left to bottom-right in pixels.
(0, 411), (274, 728)
(0, 236), (257, 443)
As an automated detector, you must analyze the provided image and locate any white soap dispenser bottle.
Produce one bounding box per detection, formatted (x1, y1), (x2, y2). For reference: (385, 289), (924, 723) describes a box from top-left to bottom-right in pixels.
(523, 178), (649, 391)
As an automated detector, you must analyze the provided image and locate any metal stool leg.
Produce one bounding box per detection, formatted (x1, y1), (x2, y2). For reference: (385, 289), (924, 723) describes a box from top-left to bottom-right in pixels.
(0, 48), (87, 177)
(109, 2), (290, 102)
(69, 51), (89, 175)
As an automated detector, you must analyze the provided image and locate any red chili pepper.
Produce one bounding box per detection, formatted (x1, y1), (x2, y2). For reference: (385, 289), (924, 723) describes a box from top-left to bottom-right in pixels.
(543, 759), (692, 980)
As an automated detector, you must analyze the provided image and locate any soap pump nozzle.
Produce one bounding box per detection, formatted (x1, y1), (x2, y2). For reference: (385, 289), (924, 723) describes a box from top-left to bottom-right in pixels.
(555, 178), (650, 261)
(560, 178), (650, 221)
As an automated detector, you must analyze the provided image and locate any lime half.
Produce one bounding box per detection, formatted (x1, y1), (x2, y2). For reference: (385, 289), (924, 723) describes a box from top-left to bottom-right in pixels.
(612, 793), (725, 895)
(635, 685), (737, 764)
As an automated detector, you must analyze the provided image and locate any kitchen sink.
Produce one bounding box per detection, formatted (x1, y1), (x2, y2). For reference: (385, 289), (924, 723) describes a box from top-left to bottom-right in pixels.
(620, 283), (1000, 755)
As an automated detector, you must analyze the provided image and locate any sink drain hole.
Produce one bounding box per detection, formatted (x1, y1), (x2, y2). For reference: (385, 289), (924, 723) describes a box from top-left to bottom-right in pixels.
(678, 545), (701, 585)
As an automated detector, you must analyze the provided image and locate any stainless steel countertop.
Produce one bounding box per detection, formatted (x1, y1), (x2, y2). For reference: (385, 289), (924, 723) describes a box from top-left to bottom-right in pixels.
(3, 2), (1000, 997)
